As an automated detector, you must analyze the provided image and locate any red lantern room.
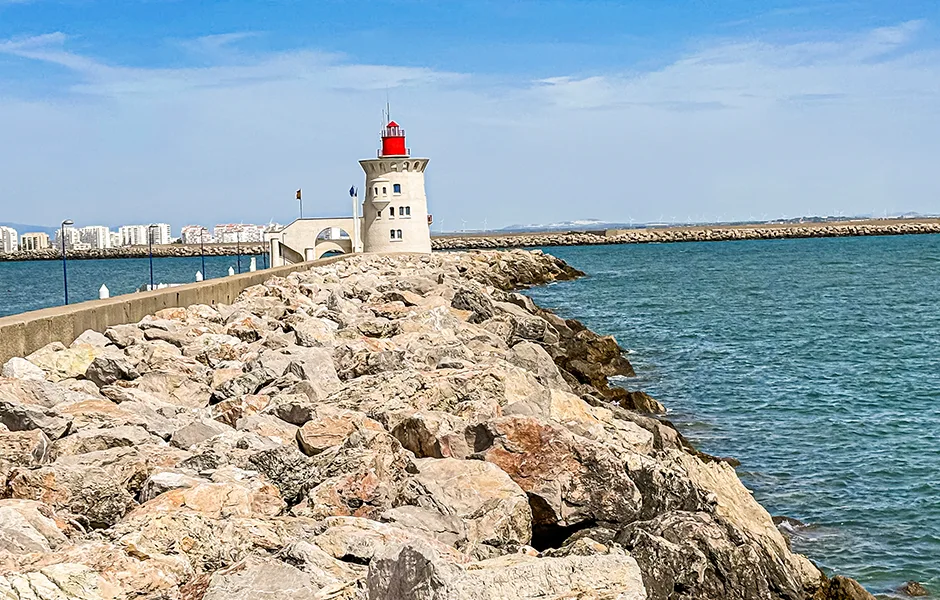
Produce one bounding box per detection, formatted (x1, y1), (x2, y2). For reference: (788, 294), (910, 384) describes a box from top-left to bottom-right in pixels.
(379, 121), (409, 157)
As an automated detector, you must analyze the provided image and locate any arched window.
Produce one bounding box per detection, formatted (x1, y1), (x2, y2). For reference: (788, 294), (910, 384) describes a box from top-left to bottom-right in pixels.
(389, 207), (395, 218)
(373, 187), (378, 196)
(393, 183), (401, 194)
(397, 229), (403, 240)
(382, 186), (387, 195)
(405, 206), (411, 216)
(390, 229), (395, 240)
(398, 206), (404, 216)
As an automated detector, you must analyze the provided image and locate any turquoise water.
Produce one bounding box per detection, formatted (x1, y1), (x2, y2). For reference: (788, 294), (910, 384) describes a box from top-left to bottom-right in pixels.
(527, 235), (940, 596)
(0, 254), (266, 317)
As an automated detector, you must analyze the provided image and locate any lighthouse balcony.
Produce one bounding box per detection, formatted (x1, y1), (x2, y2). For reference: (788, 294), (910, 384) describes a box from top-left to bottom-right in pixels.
(378, 148), (410, 157)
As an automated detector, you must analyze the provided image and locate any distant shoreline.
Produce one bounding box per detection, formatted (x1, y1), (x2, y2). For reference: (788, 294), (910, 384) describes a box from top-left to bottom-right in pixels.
(431, 217), (940, 249)
(0, 243), (267, 262)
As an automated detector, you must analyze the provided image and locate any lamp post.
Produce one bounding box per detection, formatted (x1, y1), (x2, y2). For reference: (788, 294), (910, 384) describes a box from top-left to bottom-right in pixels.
(236, 237), (242, 274)
(60, 219), (73, 305)
(148, 224), (158, 290)
(200, 230), (206, 279)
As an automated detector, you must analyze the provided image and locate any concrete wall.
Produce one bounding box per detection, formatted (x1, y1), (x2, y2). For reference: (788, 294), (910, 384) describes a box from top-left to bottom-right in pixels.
(0, 255), (348, 365)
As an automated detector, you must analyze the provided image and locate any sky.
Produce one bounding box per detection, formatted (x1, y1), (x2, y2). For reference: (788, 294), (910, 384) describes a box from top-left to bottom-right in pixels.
(1, 0), (939, 231)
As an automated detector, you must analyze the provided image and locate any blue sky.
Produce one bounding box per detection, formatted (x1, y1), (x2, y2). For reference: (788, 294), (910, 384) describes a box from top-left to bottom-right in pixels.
(1, 0), (939, 230)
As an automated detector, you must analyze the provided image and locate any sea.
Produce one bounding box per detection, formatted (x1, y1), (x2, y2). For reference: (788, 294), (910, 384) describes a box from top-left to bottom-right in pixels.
(1, 236), (937, 595)
(527, 234), (940, 596)
(0, 254), (265, 318)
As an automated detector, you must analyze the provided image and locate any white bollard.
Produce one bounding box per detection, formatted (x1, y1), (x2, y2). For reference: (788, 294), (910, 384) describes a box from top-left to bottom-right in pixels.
(228, 266), (235, 276)
(195, 271), (204, 282)
(99, 284), (109, 299)
(249, 257), (257, 272)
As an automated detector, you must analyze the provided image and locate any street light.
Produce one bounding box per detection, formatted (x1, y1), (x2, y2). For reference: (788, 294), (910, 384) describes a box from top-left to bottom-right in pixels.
(60, 219), (73, 305)
(148, 224), (159, 290)
(200, 230), (206, 279)
(236, 237), (242, 274)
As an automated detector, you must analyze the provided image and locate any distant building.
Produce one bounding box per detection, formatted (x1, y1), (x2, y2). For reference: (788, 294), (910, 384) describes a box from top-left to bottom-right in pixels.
(109, 232), (122, 248)
(119, 225), (148, 246)
(54, 226), (81, 250)
(78, 226), (112, 249)
(214, 223), (264, 243)
(151, 223), (172, 245)
(119, 224), (170, 246)
(181, 225), (212, 245)
(20, 232), (50, 252)
(0, 226), (18, 253)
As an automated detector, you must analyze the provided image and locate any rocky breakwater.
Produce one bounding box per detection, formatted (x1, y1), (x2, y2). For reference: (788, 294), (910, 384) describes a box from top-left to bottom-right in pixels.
(432, 220), (940, 250)
(0, 250), (873, 599)
(0, 244), (266, 262)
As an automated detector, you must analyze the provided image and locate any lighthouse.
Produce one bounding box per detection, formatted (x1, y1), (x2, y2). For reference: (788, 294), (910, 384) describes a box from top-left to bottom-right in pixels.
(359, 120), (432, 254)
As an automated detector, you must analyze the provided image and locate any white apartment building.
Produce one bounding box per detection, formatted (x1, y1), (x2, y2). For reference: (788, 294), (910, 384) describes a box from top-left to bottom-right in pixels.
(54, 226), (81, 250)
(119, 225), (148, 246)
(20, 232), (50, 251)
(79, 226), (112, 249)
(110, 232), (122, 248)
(151, 223), (172, 245)
(214, 223), (264, 243)
(181, 225), (212, 245)
(0, 226), (18, 253)
(119, 224), (170, 246)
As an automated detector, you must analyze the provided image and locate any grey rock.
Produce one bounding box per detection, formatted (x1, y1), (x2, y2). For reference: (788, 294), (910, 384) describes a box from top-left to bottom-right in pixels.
(2, 357), (47, 381)
(84, 356), (140, 388)
(170, 418), (233, 450)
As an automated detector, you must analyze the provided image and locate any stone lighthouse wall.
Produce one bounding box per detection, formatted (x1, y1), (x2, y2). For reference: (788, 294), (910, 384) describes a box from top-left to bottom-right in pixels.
(359, 157), (432, 254)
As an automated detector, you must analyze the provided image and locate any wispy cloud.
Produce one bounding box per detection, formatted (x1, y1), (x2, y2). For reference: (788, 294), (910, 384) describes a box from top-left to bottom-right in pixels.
(0, 21), (937, 228)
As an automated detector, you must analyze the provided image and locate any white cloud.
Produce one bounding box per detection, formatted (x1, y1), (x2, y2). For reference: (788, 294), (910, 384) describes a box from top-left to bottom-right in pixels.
(0, 22), (938, 230)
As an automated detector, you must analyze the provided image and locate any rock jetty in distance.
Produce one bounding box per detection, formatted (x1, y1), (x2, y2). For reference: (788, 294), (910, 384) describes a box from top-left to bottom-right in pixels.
(0, 250), (875, 599)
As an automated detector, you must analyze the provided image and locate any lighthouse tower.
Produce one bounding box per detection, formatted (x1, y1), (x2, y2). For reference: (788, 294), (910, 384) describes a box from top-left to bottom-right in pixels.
(359, 120), (432, 254)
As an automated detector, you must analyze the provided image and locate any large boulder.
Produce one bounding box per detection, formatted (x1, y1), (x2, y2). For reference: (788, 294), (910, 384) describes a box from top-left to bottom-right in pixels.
(407, 457), (532, 550)
(616, 511), (809, 600)
(366, 539), (647, 600)
(473, 415), (643, 532)
(199, 554), (335, 600)
(297, 406), (385, 456)
(2, 357), (46, 381)
(25, 342), (102, 382)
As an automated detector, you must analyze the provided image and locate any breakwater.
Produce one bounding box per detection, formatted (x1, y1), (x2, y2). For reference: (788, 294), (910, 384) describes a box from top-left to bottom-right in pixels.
(0, 243), (266, 262)
(0, 250), (875, 599)
(432, 218), (940, 250)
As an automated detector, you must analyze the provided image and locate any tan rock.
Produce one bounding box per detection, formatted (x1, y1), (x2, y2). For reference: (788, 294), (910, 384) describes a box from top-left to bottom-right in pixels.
(297, 406), (385, 456)
(410, 457), (532, 549)
(212, 394), (271, 427)
(475, 415), (642, 528)
(26, 343), (102, 382)
(127, 468), (284, 520)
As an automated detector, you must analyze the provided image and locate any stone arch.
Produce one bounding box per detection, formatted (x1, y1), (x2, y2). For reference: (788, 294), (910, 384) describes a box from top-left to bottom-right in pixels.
(313, 227), (353, 259)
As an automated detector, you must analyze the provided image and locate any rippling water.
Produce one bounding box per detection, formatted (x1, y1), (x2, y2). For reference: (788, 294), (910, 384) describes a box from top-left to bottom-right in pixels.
(0, 254), (265, 318)
(526, 235), (940, 596)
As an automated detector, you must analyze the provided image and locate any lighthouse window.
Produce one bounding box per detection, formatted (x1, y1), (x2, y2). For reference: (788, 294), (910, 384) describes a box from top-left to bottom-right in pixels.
(397, 229), (403, 240)
(382, 187), (387, 195)
(405, 206), (411, 216)
(393, 183), (401, 194)
(373, 187), (377, 196)
(390, 229), (395, 240)
(389, 207), (395, 218)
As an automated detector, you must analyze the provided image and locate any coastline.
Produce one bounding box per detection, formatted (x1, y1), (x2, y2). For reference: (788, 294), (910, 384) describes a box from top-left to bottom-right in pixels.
(431, 217), (940, 250)
(0, 243), (266, 262)
(0, 250), (876, 599)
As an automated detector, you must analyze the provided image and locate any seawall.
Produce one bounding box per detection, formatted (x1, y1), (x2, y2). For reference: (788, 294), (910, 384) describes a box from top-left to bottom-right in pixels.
(432, 218), (940, 250)
(0, 255), (347, 365)
(0, 250), (874, 599)
(0, 243), (267, 262)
